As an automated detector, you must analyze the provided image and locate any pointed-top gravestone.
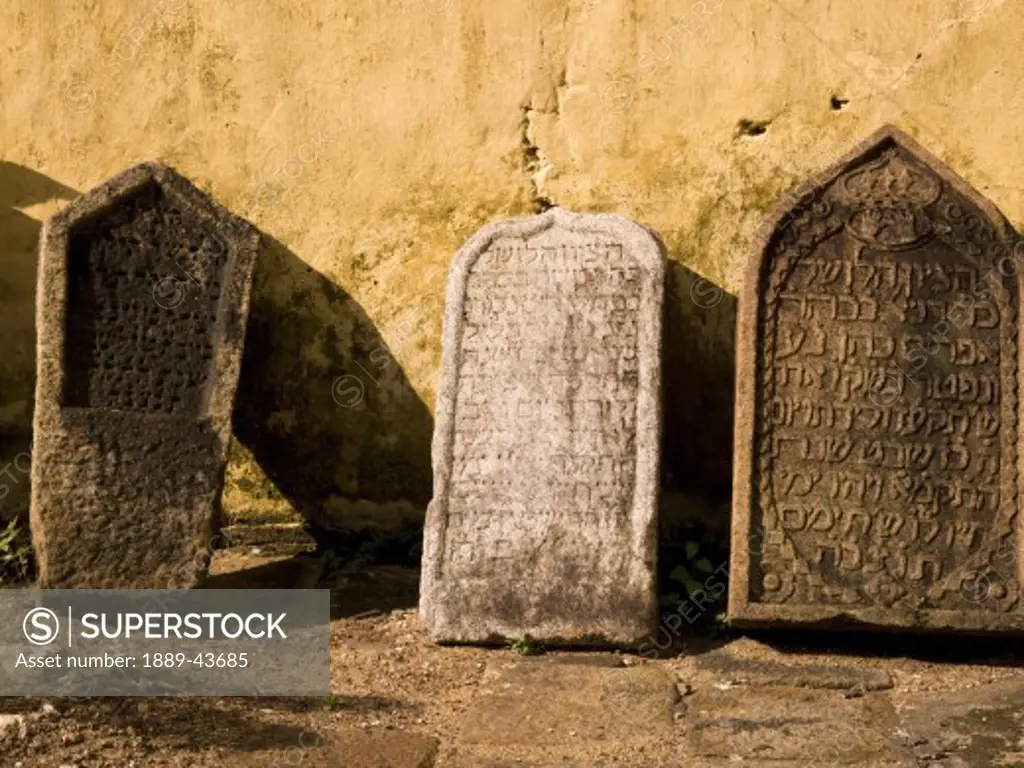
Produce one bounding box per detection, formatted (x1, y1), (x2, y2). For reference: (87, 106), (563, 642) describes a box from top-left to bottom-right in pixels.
(420, 208), (664, 645)
(32, 163), (259, 588)
(730, 125), (1024, 634)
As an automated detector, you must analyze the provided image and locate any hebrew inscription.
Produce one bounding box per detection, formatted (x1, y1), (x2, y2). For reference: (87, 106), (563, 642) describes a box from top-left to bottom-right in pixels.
(731, 126), (1023, 632)
(421, 210), (663, 644)
(64, 180), (228, 414)
(449, 243), (639, 574)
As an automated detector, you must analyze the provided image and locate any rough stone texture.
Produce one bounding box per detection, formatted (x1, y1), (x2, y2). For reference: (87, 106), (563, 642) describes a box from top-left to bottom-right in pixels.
(32, 162), (259, 588)
(326, 729), (439, 768)
(693, 649), (893, 691)
(897, 680), (1024, 767)
(420, 209), (663, 644)
(684, 686), (907, 764)
(456, 658), (678, 763)
(730, 125), (1024, 634)
(217, 729), (439, 768)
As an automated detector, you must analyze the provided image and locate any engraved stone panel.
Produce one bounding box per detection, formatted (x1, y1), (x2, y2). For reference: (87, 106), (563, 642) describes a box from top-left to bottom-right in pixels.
(730, 125), (1024, 634)
(32, 163), (259, 588)
(420, 209), (664, 644)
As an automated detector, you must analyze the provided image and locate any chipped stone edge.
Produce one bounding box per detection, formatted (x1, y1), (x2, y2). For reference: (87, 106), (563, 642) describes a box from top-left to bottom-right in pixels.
(728, 124), (1024, 634)
(31, 162), (260, 587)
(420, 207), (665, 645)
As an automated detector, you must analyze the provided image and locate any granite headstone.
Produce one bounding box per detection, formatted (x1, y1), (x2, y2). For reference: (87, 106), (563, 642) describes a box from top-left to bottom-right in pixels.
(32, 163), (259, 588)
(420, 208), (664, 644)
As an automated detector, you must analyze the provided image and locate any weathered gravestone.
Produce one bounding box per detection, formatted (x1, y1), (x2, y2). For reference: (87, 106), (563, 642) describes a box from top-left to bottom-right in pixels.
(420, 209), (664, 644)
(32, 163), (259, 588)
(730, 125), (1024, 633)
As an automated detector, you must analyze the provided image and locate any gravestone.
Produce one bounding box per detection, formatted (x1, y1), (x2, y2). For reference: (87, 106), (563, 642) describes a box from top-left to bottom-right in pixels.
(420, 209), (664, 644)
(730, 125), (1024, 633)
(32, 162), (259, 588)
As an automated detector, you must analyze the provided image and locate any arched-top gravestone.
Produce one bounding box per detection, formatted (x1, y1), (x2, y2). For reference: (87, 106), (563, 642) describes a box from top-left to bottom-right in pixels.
(730, 125), (1024, 634)
(421, 209), (664, 644)
(32, 163), (259, 588)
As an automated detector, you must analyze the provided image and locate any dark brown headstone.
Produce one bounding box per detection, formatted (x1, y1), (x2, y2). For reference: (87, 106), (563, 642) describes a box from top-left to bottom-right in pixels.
(32, 163), (259, 588)
(730, 125), (1024, 633)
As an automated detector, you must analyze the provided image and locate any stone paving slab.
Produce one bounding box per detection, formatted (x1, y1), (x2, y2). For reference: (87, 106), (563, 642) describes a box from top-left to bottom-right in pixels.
(897, 679), (1024, 767)
(683, 685), (912, 765)
(693, 648), (894, 691)
(460, 659), (679, 745)
(454, 657), (680, 764)
(440, 760), (822, 767)
(225, 727), (439, 767)
(443, 760), (649, 767)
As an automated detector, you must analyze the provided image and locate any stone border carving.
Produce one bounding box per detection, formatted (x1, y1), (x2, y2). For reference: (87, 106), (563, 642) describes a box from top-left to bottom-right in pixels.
(729, 125), (1024, 633)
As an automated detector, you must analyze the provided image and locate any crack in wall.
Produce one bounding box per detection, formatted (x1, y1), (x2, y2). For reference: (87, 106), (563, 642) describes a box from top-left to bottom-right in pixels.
(519, 104), (555, 212)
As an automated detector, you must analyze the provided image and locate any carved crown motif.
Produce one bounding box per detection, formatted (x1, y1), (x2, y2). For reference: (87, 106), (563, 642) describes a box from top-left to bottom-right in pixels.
(834, 147), (943, 250)
(838, 148), (942, 207)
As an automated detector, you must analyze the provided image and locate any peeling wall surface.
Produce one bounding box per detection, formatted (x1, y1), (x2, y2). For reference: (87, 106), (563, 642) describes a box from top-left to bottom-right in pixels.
(1, 0), (1021, 538)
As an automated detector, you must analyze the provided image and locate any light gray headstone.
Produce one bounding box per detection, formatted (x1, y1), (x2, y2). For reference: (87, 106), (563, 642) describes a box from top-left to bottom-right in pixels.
(421, 208), (665, 645)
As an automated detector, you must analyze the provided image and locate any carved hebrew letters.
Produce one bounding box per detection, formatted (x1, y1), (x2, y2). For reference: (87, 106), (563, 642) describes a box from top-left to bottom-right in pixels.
(731, 127), (1024, 633)
(63, 181), (227, 414)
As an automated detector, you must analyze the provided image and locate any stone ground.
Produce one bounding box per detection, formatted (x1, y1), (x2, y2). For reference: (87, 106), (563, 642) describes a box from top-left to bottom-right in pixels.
(2, 547), (1024, 767)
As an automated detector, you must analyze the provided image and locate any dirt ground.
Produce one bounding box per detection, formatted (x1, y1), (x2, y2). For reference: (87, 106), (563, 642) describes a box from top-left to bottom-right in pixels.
(2, 548), (1023, 767)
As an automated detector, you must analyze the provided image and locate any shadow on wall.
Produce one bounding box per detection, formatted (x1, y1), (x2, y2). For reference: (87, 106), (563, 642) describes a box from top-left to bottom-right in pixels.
(0, 163), (78, 436)
(0, 164), (78, 537)
(232, 235), (434, 561)
(231, 238), (738, 579)
(660, 261), (737, 543)
(1, 162), (739, 585)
